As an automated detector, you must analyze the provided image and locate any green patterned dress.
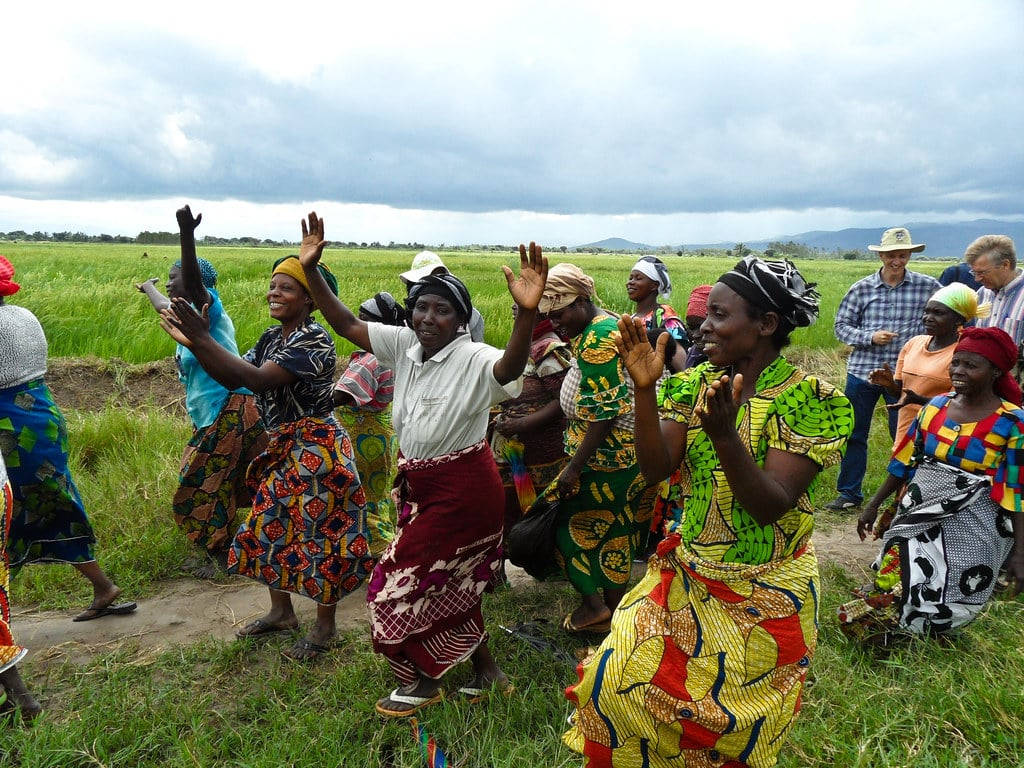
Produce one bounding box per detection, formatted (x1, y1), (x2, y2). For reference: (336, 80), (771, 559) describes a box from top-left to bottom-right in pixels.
(554, 314), (651, 594)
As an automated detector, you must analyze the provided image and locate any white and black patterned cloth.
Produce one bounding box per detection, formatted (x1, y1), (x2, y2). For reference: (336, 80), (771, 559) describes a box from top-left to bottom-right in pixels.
(243, 318), (337, 429)
(879, 459), (1015, 633)
(718, 256), (820, 328)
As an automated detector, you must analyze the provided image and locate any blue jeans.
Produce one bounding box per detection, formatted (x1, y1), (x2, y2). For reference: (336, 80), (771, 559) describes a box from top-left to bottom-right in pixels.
(836, 374), (899, 504)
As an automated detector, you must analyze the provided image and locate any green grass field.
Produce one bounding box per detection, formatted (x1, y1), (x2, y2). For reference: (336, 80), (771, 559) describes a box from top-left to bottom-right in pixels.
(5, 244), (1022, 767)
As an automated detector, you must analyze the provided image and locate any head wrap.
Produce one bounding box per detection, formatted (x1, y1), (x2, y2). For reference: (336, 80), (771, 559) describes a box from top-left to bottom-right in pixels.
(686, 284), (713, 319)
(631, 256), (672, 300)
(717, 256), (820, 328)
(929, 282), (989, 322)
(539, 263), (598, 314)
(359, 291), (406, 326)
(955, 326), (1023, 405)
(406, 273), (473, 322)
(271, 255), (339, 305)
(0, 256), (20, 297)
(173, 257), (218, 289)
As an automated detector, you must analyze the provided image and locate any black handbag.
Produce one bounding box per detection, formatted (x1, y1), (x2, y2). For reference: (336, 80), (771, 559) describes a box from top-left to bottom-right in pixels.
(505, 495), (560, 579)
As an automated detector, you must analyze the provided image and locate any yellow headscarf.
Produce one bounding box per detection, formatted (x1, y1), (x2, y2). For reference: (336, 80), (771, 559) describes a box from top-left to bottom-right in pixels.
(271, 256), (337, 307)
(930, 282), (989, 322)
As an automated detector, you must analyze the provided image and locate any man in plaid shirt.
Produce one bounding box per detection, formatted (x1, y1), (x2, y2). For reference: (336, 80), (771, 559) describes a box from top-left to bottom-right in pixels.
(828, 227), (940, 510)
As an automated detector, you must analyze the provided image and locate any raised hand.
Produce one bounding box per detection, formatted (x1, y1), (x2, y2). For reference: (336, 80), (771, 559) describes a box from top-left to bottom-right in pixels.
(615, 314), (665, 390)
(176, 205), (202, 233)
(162, 297), (211, 341)
(299, 211), (327, 268)
(694, 373), (743, 441)
(868, 363), (895, 389)
(158, 309), (193, 347)
(503, 242), (548, 311)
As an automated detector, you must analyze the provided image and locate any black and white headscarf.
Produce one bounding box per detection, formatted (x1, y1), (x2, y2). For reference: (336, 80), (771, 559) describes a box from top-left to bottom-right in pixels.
(359, 291), (406, 327)
(406, 273), (473, 321)
(717, 256), (819, 328)
(631, 256), (672, 300)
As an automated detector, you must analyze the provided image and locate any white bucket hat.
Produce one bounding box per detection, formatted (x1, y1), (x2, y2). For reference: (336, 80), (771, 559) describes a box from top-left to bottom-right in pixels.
(868, 227), (926, 253)
(400, 251), (449, 284)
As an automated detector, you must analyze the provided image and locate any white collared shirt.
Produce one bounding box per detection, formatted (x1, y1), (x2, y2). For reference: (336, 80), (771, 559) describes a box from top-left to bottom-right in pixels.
(367, 324), (522, 459)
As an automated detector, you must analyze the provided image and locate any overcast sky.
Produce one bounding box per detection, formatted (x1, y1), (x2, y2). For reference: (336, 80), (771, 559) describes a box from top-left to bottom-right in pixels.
(2, 1), (1021, 246)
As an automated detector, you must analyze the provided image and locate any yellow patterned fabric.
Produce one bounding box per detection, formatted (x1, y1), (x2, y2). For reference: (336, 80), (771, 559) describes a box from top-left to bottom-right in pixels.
(565, 356), (851, 767)
(565, 536), (820, 768)
(657, 358), (852, 565)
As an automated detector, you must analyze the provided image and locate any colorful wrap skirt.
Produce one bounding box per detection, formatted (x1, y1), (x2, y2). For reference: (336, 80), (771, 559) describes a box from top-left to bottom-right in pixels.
(1, 478), (27, 674)
(335, 406), (397, 557)
(554, 464), (651, 595)
(367, 441), (504, 684)
(227, 416), (373, 605)
(565, 533), (819, 768)
(173, 392), (268, 553)
(0, 379), (96, 566)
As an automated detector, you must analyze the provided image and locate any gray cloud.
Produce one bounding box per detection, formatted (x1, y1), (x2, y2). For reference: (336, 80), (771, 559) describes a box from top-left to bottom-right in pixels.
(1, 3), (1021, 221)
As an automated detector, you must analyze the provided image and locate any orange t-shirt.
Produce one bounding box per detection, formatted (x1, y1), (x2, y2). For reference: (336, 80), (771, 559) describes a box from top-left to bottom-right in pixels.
(892, 334), (956, 449)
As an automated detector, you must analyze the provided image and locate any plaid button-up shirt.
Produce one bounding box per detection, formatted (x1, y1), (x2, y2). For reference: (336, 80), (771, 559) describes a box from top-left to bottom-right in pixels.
(835, 268), (941, 379)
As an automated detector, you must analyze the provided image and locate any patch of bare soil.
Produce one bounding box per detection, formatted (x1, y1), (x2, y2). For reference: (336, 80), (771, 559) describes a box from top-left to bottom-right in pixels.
(45, 356), (186, 415)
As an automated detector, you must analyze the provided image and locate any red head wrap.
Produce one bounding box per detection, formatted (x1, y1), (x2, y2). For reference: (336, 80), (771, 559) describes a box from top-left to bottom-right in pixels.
(686, 284), (713, 319)
(955, 326), (1023, 405)
(0, 256), (20, 297)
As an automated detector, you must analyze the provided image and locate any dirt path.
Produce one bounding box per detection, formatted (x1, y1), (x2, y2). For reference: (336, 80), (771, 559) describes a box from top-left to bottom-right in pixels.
(14, 530), (876, 665)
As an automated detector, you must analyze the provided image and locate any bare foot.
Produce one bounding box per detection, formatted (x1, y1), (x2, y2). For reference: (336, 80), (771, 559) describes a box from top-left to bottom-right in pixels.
(565, 605), (611, 632)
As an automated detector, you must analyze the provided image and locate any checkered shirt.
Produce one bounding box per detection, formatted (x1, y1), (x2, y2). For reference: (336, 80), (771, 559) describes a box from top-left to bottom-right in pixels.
(834, 268), (941, 379)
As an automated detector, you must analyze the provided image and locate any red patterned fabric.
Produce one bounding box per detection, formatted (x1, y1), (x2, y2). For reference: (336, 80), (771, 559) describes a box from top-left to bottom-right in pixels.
(0, 255), (20, 297)
(956, 326), (1023, 405)
(367, 441), (503, 683)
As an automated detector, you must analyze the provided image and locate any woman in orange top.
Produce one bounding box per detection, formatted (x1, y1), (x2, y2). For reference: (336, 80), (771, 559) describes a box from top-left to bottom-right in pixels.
(868, 282), (985, 447)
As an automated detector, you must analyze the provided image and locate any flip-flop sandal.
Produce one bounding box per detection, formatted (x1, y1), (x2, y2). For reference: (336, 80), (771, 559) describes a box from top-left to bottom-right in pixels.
(281, 639), (330, 662)
(562, 612), (611, 635)
(72, 601), (138, 622)
(457, 678), (515, 704)
(235, 618), (297, 638)
(374, 689), (444, 718)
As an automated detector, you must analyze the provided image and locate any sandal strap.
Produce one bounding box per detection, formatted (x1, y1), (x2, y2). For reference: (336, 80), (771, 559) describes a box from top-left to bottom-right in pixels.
(386, 688), (440, 706)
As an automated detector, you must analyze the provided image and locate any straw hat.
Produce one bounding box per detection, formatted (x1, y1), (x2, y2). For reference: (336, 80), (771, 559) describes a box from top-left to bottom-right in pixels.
(867, 227), (925, 253)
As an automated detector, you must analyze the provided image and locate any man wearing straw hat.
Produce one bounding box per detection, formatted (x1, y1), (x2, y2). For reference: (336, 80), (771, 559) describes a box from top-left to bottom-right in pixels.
(827, 227), (940, 510)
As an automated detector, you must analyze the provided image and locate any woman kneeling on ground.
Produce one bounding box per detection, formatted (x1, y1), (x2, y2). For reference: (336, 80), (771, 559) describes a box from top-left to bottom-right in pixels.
(565, 257), (852, 767)
(297, 213), (547, 716)
(162, 248), (374, 662)
(843, 326), (1024, 640)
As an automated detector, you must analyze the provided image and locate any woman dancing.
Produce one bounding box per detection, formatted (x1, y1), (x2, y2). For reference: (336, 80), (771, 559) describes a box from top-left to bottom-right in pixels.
(0, 256), (135, 622)
(138, 206), (268, 574)
(565, 256), (852, 768)
(296, 212), (546, 716)
(163, 249), (373, 661)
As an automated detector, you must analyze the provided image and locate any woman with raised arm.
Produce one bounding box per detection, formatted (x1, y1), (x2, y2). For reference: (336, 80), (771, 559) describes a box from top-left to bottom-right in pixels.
(841, 326), (1024, 641)
(297, 212), (547, 717)
(162, 246), (374, 662)
(564, 257), (852, 768)
(138, 206), (267, 575)
(0, 256), (136, 623)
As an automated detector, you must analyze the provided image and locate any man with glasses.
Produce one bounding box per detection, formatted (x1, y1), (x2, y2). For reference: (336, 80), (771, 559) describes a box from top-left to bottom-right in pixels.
(965, 235), (1024, 384)
(827, 227), (940, 511)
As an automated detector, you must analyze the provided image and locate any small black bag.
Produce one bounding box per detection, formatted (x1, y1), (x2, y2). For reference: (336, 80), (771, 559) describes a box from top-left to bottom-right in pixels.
(505, 495), (560, 580)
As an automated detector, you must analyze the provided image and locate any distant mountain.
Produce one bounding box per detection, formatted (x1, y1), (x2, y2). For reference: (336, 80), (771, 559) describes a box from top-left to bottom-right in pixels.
(575, 237), (656, 251)
(681, 219), (1024, 259)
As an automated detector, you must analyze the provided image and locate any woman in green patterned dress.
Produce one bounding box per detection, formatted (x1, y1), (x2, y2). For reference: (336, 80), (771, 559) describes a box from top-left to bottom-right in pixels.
(564, 257), (853, 768)
(540, 263), (650, 634)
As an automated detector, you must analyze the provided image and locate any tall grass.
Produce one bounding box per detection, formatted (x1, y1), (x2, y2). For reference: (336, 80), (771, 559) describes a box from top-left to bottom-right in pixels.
(8, 242), (949, 362)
